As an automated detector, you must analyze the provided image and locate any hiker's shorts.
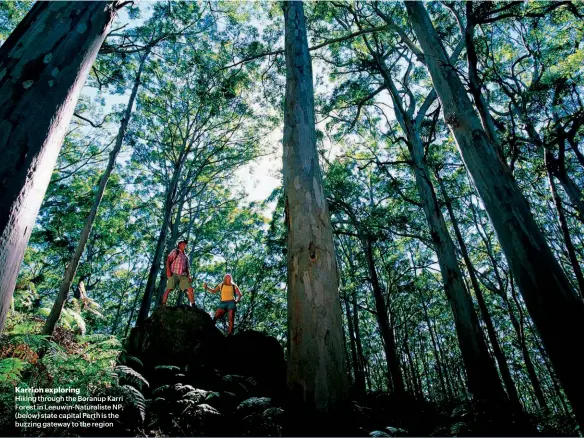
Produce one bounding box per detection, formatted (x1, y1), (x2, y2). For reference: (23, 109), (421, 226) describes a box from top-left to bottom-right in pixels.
(218, 300), (236, 311)
(166, 274), (190, 291)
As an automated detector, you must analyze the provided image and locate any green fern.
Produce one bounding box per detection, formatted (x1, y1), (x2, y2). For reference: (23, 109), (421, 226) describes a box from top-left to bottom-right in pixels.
(154, 365), (181, 373)
(0, 358), (27, 385)
(152, 384), (172, 397)
(6, 333), (49, 350)
(124, 356), (144, 369)
(120, 384), (146, 423)
(114, 365), (149, 390)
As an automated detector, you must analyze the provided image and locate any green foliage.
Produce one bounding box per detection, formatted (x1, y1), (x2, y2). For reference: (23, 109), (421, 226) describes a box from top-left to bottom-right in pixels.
(0, 357), (27, 385)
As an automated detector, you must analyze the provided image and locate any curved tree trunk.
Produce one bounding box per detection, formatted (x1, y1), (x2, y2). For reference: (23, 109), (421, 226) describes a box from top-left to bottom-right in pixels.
(282, 0), (348, 420)
(464, 5), (501, 152)
(405, 1), (584, 428)
(0, 1), (118, 334)
(42, 49), (148, 336)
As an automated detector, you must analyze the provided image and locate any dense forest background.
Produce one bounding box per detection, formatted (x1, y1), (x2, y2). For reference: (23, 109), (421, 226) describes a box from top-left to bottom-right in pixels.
(1, 0), (584, 436)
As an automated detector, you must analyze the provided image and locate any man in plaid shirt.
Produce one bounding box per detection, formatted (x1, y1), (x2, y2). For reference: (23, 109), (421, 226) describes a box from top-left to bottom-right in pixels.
(162, 239), (195, 307)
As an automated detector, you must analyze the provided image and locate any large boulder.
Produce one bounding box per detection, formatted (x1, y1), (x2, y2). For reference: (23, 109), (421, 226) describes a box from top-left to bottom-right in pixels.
(124, 306), (286, 403)
(125, 306), (223, 371)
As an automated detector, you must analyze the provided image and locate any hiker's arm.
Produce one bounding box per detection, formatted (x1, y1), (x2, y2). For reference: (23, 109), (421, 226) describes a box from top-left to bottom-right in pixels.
(235, 286), (242, 302)
(203, 283), (220, 293)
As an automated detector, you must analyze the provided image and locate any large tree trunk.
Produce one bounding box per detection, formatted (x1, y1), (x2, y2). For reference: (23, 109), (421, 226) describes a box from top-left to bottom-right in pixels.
(405, 1), (584, 427)
(42, 49), (148, 336)
(436, 174), (521, 408)
(375, 57), (505, 402)
(0, 1), (118, 334)
(282, 0), (348, 419)
(550, 162), (584, 226)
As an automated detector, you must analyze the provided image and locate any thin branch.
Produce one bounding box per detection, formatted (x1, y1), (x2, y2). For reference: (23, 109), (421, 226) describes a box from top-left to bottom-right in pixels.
(222, 24), (392, 70)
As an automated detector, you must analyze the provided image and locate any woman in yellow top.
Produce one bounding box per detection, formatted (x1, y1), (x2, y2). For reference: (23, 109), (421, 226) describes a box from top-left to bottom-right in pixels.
(203, 274), (242, 335)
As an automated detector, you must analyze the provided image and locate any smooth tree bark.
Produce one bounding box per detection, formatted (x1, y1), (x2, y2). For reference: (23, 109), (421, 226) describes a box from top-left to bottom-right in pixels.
(282, 0), (348, 417)
(0, 1), (119, 334)
(405, 1), (584, 427)
(436, 173), (521, 408)
(42, 49), (149, 336)
(463, 3), (501, 150)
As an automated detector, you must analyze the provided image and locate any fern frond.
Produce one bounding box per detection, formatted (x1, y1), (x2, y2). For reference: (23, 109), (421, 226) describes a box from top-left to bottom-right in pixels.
(120, 384), (146, 423)
(114, 365), (149, 390)
(152, 384), (172, 397)
(154, 365), (181, 373)
(123, 356), (144, 369)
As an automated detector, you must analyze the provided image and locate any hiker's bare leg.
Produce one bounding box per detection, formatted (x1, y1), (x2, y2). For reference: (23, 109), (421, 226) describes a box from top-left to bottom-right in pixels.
(213, 308), (226, 324)
(227, 309), (235, 335)
(187, 287), (195, 306)
(161, 289), (172, 305)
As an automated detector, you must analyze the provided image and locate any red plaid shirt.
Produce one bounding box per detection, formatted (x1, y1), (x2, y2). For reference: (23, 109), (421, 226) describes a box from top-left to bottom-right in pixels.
(169, 249), (189, 275)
